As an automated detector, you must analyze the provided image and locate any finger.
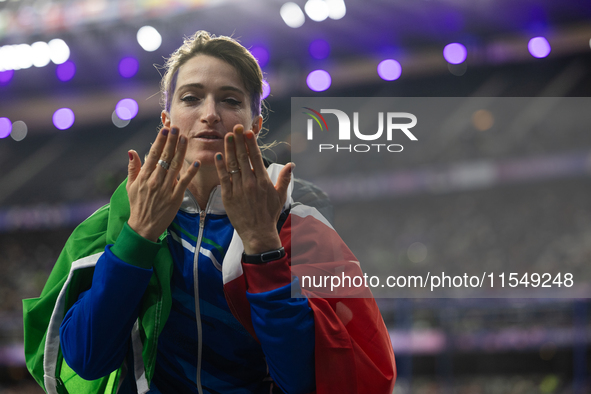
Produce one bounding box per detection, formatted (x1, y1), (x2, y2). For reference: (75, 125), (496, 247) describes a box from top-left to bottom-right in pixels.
(244, 130), (266, 177)
(144, 128), (170, 175)
(173, 160), (200, 199)
(275, 162), (295, 206)
(155, 126), (179, 181)
(224, 132), (241, 181)
(233, 125), (254, 179)
(165, 134), (188, 186)
(127, 150), (141, 185)
(215, 152), (233, 195)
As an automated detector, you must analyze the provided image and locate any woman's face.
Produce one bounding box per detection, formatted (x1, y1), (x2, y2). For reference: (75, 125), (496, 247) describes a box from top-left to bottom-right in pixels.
(161, 54), (262, 168)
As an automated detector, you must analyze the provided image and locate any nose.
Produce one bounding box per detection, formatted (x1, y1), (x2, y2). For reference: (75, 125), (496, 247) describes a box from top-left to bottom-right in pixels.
(201, 96), (220, 125)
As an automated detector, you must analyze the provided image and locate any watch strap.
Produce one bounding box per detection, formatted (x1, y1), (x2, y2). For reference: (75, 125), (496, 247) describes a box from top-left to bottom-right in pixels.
(242, 247), (286, 264)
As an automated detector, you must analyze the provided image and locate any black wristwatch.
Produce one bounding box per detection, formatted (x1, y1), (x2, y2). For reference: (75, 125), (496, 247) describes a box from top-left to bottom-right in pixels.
(242, 247), (286, 264)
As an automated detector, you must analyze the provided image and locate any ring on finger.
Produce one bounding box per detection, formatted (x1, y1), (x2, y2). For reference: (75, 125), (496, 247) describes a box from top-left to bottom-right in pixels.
(158, 159), (170, 170)
(229, 168), (241, 175)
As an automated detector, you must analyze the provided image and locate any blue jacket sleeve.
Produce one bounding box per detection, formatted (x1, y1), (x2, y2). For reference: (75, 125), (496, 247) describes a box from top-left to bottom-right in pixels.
(246, 277), (315, 394)
(59, 223), (158, 380)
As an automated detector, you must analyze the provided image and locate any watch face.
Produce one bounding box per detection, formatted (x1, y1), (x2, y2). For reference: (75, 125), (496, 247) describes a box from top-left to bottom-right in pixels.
(244, 247), (285, 264)
(261, 250), (281, 262)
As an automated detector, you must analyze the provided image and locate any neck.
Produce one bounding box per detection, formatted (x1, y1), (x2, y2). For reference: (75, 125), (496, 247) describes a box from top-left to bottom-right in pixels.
(186, 162), (220, 210)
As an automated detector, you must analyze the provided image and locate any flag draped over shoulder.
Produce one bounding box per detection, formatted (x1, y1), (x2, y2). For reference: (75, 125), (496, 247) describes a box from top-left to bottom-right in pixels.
(22, 180), (174, 394)
(288, 208), (397, 393)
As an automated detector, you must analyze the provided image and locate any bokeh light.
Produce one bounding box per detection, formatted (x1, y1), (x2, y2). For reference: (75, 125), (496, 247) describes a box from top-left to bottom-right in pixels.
(443, 43), (467, 64)
(305, 0), (329, 22)
(280, 3), (305, 28)
(407, 242), (428, 263)
(48, 39), (70, 65)
(250, 46), (270, 68)
(32, 41), (51, 67)
(112, 110), (131, 128)
(448, 62), (467, 76)
(472, 109), (494, 131)
(56, 61), (76, 82)
(528, 37), (551, 58)
(0, 46), (15, 71)
(377, 59), (402, 81)
(137, 26), (162, 52)
(15, 44), (34, 69)
(0, 117), (12, 138)
(53, 108), (75, 130)
(306, 69), (331, 92)
(262, 80), (271, 99)
(116, 98), (139, 121)
(10, 121), (28, 141)
(0, 40), (68, 71)
(119, 57), (139, 78)
(0, 70), (14, 85)
(326, 0), (346, 20)
(309, 39), (330, 60)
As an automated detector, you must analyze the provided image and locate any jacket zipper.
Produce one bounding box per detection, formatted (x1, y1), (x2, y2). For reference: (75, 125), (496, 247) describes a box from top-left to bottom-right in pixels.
(193, 189), (216, 394)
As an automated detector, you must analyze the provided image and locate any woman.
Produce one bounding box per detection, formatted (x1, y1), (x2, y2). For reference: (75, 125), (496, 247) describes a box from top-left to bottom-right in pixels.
(23, 31), (395, 394)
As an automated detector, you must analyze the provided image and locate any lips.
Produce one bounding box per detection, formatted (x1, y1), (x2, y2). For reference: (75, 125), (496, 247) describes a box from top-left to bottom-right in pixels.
(195, 131), (223, 140)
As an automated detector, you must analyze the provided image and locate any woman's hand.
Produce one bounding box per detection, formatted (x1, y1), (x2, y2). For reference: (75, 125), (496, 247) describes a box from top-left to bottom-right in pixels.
(215, 125), (294, 255)
(126, 127), (200, 242)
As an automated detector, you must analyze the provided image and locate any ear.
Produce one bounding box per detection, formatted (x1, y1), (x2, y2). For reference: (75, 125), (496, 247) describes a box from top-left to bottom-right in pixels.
(252, 115), (263, 138)
(161, 111), (171, 127)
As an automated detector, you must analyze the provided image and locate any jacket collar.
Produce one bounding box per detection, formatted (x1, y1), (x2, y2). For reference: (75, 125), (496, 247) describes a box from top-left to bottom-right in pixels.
(179, 185), (226, 215)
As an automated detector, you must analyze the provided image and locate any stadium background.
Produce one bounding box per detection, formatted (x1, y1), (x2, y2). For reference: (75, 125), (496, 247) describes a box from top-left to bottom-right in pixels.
(1, 0), (591, 392)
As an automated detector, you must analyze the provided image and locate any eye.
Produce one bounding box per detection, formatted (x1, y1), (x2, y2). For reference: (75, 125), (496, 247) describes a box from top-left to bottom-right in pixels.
(181, 95), (199, 102)
(224, 98), (242, 106)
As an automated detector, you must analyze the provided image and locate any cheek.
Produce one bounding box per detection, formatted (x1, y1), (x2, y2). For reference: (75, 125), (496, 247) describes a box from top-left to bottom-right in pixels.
(170, 108), (198, 129)
(232, 111), (254, 129)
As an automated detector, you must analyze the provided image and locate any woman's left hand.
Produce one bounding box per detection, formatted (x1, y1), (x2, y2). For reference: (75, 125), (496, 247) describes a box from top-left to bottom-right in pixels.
(215, 125), (294, 255)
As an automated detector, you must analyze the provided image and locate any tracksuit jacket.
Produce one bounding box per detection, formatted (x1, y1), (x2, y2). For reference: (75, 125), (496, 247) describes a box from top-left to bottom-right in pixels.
(23, 164), (396, 394)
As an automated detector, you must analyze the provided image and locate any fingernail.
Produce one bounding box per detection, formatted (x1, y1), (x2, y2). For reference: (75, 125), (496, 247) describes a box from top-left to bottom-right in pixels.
(236, 126), (243, 134)
(228, 135), (234, 142)
(171, 127), (178, 135)
(128, 152), (133, 161)
(193, 161), (200, 168)
(216, 153), (223, 161)
(179, 136), (186, 144)
(246, 132), (254, 140)
(162, 128), (169, 136)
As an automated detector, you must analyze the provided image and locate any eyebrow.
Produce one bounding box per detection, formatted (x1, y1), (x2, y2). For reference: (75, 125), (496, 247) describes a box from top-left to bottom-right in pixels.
(177, 83), (245, 96)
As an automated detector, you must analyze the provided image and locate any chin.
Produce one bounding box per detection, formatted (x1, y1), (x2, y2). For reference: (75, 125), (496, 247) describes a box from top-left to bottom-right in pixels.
(193, 152), (219, 167)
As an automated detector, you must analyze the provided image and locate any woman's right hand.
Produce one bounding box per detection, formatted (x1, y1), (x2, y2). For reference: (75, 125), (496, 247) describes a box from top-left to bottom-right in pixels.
(126, 126), (200, 242)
